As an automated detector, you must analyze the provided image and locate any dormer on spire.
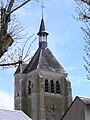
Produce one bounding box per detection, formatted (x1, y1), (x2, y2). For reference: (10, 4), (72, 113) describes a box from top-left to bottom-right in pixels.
(37, 3), (49, 49)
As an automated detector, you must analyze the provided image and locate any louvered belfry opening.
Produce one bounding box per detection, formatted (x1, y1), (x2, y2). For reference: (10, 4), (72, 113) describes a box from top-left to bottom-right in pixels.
(45, 79), (49, 92)
(28, 80), (31, 95)
(56, 81), (60, 94)
(51, 80), (54, 93)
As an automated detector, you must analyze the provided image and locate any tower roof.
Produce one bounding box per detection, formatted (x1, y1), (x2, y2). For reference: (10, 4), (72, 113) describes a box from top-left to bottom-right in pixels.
(15, 5), (66, 74)
(23, 48), (66, 73)
(37, 3), (49, 36)
(37, 17), (49, 36)
(39, 18), (45, 32)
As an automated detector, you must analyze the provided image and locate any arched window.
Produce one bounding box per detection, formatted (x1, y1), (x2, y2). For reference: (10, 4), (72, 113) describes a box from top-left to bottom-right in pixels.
(50, 80), (54, 93)
(56, 81), (60, 94)
(45, 79), (49, 92)
(28, 80), (31, 95)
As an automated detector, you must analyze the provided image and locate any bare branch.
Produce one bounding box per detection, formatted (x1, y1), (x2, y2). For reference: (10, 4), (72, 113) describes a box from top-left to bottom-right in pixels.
(0, 0), (38, 69)
(74, 0), (90, 80)
(0, 61), (21, 66)
(81, 0), (90, 5)
(11, 0), (32, 13)
(7, 0), (14, 14)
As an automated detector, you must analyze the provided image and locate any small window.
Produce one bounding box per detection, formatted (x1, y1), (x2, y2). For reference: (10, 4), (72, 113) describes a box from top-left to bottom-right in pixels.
(17, 93), (19, 96)
(28, 80), (31, 95)
(15, 92), (19, 97)
(45, 79), (49, 92)
(51, 80), (54, 93)
(56, 81), (60, 94)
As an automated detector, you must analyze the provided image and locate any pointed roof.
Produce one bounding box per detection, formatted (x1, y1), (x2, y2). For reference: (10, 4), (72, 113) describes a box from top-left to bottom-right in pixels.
(15, 6), (65, 74)
(37, 2), (49, 36)
(39, 18), (45, 32)
(60, 96), (90, 120)
(37, 17), (49, 36)
(23, 48), (66, 73)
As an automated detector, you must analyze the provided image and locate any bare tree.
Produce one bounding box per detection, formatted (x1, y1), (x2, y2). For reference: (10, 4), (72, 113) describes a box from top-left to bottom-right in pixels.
(0, 34), (37, 69)
(0, 0), (38, 58)
(74, 0), (90, 80)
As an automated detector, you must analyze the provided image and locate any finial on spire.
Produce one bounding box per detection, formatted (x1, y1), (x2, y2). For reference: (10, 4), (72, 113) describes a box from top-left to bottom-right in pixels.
(37, 3), (49, 49)
(41, 2), (45, 19)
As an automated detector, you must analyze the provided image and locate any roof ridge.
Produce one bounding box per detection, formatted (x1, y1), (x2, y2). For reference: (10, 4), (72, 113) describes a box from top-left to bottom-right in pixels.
(37, 49), (42, 68)
(79, 96), (90, 105)
(23, 48), (41, 73)
(0, 109), (22, 112)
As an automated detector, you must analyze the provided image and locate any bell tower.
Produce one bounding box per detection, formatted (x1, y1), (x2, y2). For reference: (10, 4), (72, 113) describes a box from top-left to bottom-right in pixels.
(14, 5), (72, 120)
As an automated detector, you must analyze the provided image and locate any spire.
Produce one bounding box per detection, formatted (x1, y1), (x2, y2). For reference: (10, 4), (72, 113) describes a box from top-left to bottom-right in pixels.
(38, 17), (46, 34)
(38, 2), (46, 32)
(37, 3), (49, 49)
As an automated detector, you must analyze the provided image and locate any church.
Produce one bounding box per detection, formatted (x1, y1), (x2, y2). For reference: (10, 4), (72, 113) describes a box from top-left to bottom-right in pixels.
(14, 9), (72, 120)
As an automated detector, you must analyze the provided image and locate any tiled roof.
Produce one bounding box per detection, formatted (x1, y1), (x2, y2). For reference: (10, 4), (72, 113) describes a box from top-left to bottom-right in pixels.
(0, 109), (32, 120)
(23, 48), (66, 73)
(39, 18), (45, 32)
(80, 96), (90, 105)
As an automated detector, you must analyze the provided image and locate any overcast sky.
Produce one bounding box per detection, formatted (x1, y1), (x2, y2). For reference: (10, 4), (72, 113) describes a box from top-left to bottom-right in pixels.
(0, 0), (90, 110)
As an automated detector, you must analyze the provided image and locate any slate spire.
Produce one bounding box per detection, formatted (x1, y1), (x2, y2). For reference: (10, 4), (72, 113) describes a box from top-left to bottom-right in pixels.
(38, 17), (45, 33)
(37, 3), (49, 49)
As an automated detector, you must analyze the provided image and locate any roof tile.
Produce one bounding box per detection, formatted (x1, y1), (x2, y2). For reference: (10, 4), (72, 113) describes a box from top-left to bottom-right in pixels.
(0, 109), (32, 120)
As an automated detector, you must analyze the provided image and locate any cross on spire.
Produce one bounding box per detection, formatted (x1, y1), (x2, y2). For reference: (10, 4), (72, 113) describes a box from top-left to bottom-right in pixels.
(41, 2), (45, 18)
(37, 2), (49, 49)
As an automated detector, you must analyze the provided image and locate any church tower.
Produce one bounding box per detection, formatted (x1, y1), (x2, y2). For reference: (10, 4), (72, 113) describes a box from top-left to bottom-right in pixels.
(14, 8), (72, 120)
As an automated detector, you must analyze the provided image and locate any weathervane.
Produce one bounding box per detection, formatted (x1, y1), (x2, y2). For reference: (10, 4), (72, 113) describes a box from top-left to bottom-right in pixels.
(41, 2), (45, 18)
